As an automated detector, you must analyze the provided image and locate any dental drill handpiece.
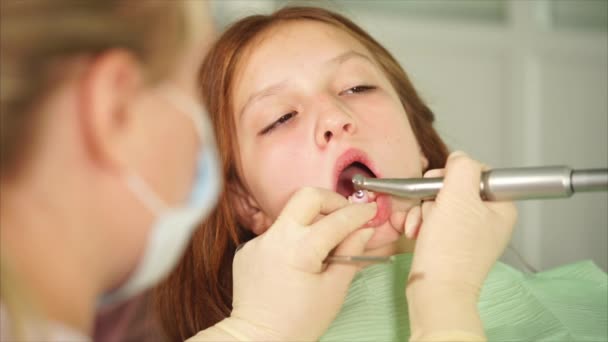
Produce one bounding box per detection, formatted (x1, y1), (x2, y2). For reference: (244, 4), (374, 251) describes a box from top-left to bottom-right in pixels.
(352, 166), (608, 201)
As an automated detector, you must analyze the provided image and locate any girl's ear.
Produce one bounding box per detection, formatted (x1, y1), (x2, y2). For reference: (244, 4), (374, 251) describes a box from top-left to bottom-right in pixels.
(229, 181), (273, 235)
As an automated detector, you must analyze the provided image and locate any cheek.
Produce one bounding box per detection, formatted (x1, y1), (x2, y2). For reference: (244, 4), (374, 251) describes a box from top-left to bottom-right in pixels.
(137, 104), (200, 205)
(242, 131), (319, 218)
(181, 136), (200, 177)
(359, 96), (413, 145)
(357, 96), (424, 175)
(158, 127), (200, 203)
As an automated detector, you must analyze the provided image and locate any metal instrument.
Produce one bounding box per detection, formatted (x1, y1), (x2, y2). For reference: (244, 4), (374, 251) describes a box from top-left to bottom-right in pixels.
(352, 166), (608, 201)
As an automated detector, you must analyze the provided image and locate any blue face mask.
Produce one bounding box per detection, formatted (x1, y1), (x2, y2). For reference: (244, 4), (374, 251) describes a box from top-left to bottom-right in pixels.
(100, 86), (222, 305)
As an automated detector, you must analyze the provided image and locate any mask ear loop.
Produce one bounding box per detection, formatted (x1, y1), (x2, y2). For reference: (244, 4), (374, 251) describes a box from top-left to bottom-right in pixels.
(124, 170), (168, 215)
(124, 84), (219, 215)
(159, 84), (222, 205)
(160, 85), (209, 143)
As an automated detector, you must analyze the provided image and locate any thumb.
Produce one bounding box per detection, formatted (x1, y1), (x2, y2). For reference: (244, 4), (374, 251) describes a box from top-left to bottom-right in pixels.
(323, 228), (375, 282)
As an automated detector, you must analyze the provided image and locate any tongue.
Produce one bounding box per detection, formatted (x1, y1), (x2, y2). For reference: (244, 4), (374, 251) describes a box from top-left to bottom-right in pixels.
(336, 164), (374, 197)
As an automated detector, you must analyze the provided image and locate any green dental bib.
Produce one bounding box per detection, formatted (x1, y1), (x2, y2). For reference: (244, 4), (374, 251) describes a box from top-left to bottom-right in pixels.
(321, 254), (607, 342)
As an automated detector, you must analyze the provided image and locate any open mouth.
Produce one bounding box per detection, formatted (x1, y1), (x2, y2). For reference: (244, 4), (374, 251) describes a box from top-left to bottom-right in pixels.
(336, 161), (376, 198)
(333, 149), (390, 228)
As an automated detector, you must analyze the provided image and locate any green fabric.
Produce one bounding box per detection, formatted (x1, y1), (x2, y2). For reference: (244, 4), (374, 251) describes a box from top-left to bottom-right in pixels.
(321, 254), (607, 342)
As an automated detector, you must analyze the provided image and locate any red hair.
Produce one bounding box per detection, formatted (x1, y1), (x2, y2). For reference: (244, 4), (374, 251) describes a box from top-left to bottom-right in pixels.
(154, 6), (449, 341)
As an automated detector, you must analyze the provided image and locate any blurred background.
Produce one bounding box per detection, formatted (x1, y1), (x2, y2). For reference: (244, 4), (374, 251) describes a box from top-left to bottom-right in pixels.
(210, 0), (608, 272)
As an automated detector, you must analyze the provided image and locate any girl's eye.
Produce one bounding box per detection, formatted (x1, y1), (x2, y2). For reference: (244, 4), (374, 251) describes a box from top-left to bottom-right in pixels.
(259, 111), (298, 135)
(340, 85), (376, 95)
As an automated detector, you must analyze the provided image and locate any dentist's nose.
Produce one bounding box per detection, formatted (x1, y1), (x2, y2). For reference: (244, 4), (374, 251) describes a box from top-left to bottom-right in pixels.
(314, 98), (356, 148)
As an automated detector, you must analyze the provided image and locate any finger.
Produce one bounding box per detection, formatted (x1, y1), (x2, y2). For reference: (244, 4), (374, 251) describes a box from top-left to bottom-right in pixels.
(423, 168), (445, 178)
(404, 206), (422, 240)
(281, 187), (349, 225)
(331, 228), (375, 255)
(324, 228), (375, 274)
(310, 201), (377, 232)
(443, 151), (483, 198)
(307, 202), (377, 259)
(412, 221), (422, 239)
(423, 170), (444, 208)
(487, 201), (518, 231)
(390, 211), (406, 234)
(421, 199), (433, 218)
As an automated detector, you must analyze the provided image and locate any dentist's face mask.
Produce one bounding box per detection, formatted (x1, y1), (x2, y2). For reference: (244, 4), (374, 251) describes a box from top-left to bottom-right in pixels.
(101, 86), (221, 305)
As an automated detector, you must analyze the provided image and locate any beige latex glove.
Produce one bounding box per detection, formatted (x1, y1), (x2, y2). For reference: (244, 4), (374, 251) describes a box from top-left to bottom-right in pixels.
(397, 152), (517, 341)
(189, 187), (377, 341)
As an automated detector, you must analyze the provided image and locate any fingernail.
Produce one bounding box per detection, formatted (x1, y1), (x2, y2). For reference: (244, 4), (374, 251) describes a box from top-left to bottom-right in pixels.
(423, 169), (440, 178)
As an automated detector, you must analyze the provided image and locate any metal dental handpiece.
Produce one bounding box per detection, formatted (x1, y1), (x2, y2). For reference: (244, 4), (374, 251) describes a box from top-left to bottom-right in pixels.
(324, 166), (606, 265)
(352, 166), (608, 201)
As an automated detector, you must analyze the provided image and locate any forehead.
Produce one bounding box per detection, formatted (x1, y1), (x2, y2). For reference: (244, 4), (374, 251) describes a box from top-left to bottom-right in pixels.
(233, 20), (372, 110)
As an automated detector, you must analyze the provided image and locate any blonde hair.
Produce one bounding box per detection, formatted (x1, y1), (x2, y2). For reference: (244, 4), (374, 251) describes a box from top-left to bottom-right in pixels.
(0, 0), (190, 334)
(0, 0), (187, 177)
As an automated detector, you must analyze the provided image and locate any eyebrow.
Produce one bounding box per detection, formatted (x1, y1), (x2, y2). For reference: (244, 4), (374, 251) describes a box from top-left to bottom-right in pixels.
(239, 81), (287, 119)
(330, 50), (372, 65)
(239, 50), (372, 119)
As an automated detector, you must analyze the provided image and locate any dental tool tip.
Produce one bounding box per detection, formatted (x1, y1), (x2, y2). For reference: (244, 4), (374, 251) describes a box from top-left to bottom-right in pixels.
(352, 174), (365, 188)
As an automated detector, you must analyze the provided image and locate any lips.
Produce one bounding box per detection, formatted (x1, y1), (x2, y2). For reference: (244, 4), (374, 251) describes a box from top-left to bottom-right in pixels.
(333, 149), (379, 189)
(333, 148), (391, 227)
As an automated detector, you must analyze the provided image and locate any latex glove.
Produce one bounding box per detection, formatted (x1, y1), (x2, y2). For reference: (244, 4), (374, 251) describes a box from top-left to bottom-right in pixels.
(189, 187), (377, 341)
(402, 152), (517, 341)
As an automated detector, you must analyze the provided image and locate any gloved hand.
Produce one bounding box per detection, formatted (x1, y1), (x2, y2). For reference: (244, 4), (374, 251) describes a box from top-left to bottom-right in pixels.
(189, 187), (377, 341)
(396, 152), (517, 341)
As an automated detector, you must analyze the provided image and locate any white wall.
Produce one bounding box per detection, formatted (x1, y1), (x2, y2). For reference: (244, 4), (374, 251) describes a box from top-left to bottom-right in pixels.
(211, 0), (608, 271)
